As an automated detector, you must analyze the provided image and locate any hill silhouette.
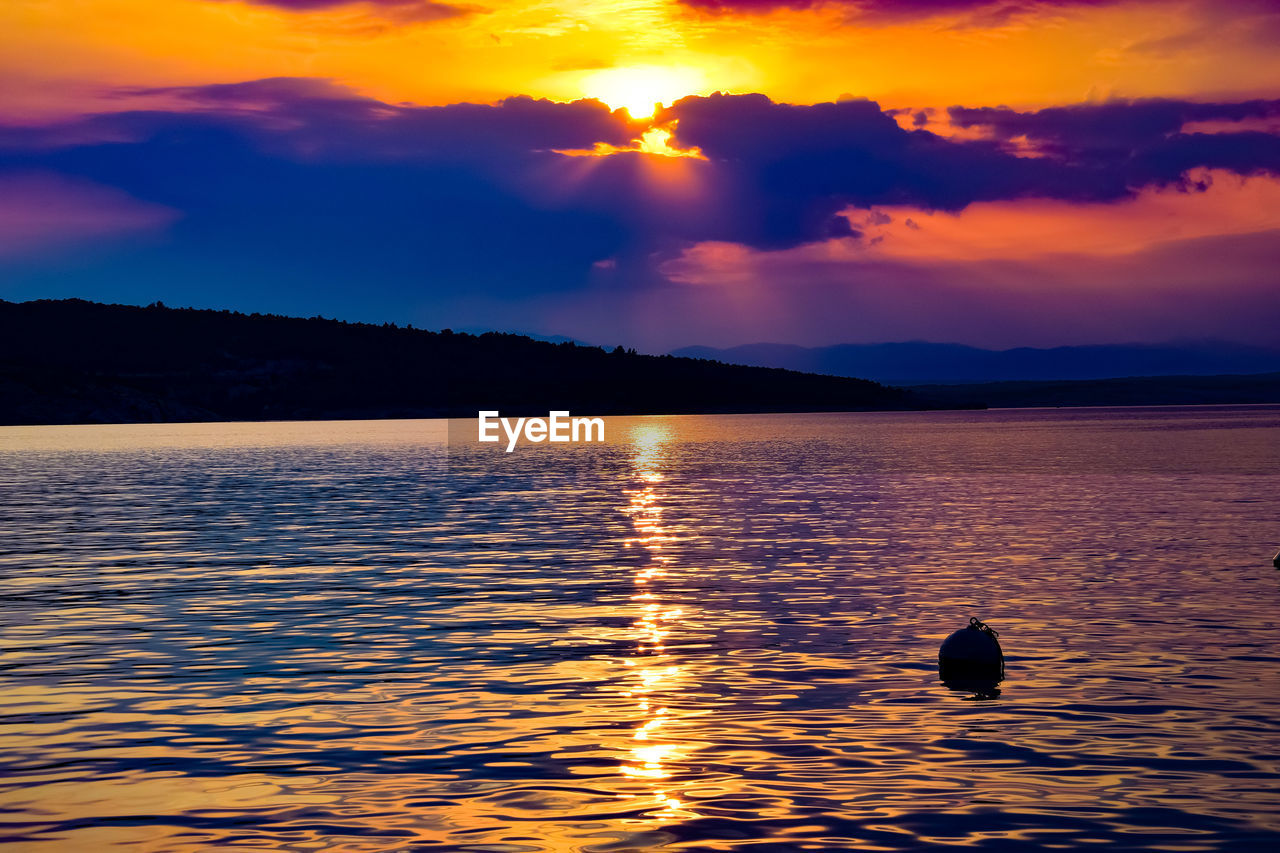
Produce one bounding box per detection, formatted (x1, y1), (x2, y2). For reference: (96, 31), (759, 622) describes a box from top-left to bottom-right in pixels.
(0, 299), (920, 425)
(673, 340), (1280, 384)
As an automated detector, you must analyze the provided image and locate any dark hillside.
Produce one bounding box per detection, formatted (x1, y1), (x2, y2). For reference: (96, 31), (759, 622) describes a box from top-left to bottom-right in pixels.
(0, 299), (921, 424)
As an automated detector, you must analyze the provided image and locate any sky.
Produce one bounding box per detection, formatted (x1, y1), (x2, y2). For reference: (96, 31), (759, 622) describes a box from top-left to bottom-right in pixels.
(2, 0), (1279, 351)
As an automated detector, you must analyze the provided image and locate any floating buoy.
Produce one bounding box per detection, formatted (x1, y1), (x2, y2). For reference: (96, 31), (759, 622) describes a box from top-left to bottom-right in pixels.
(939, 617), (1004, 683)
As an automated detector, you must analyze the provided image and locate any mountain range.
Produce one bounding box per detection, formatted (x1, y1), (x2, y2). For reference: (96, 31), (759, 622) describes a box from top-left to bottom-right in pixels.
(670, 341), (1280, 385)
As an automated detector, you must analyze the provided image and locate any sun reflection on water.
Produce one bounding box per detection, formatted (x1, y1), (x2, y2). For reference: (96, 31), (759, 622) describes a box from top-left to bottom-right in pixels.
(616, 422), (699, 823)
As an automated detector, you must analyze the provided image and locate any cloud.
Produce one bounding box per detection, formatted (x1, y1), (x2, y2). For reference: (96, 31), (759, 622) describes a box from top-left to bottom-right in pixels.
(0, 81), (645, 305)
(17, 84), (1280, 230)
(0, 173), (179, 260)
(947, 98), (1280, 194)
(3, 80), (1280, 347)
(9, 84), (1280, 256)
(1125, 0), (1280, 56)
(679, 0), (818, 11)
(948, 99), (1280, 158)
(210, 0), (475, 24)
(677, 0), (1121, 22)
(853, 169), (1280, 262)
(659, 93), (1280, 247)
(30, 78), (638, 162)
(652, 215), (1280, 350)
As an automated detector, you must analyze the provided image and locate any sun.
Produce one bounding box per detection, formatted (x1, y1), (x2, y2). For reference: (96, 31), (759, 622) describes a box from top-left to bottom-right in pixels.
(583, 65), (702, 119)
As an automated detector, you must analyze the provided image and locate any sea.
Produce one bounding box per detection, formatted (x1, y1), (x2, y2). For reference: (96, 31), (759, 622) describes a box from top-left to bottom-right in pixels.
(2, 406), (1278, 851)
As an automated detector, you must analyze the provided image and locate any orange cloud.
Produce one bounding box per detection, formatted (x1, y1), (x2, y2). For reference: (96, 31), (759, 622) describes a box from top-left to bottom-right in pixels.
(660, 172), (1280, 282)
(3, 0), (1279, 125)
(861, 171), (1280, 263)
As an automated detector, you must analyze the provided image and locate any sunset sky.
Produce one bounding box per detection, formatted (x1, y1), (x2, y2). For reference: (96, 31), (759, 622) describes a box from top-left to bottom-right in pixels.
(2, 0), (1279, 350)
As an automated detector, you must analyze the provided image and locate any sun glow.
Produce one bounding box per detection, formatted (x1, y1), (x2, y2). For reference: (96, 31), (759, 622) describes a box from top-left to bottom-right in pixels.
(637, 128), (704, 158)
(553, 127), (704, 159)
(583, 65), (702, 119)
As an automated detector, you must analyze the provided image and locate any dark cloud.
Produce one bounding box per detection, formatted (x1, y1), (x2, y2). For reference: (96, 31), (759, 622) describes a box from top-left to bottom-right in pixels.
(678, 0), (1119, 21)
(949, 99), (1280, 159)
(948, 98), (1280, 194)
(653, 94), (1087, 247)
(39, 78), (637, 161)
(0, 81), (640, 308)
(212, 0), (473, 23)
(679, 0), (817, 10)
(3, 81), (1279, 314)
(658, 93), (1280, 247)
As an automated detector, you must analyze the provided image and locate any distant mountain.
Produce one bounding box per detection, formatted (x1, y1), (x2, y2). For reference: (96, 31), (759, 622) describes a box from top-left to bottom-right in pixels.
(672, 341), (1280, 385)
(0, 299), (920, 425)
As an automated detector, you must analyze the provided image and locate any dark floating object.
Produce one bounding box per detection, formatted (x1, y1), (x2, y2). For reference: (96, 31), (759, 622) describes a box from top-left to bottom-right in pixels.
(1273, 550), (1280, 568)
(939, 617), (1005, 698)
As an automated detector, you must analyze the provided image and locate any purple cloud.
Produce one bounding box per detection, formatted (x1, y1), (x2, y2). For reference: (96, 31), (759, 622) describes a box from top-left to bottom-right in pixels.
(4, 80), (1280, 349)
(3, 81), (1279, 316)
(678, 0), (1120, 20)
(34, 78), (639, 161)
(949, 99), (1280, 158)
(210, 0), (473, 23)
(8, 83), (1280, 256)
(0, 173), (178, 259)
(10, 83), (1280, 251)
(660, 92), (1280, 245)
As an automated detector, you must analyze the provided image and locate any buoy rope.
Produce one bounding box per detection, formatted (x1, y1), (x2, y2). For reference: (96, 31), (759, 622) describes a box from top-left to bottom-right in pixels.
(969, 616), (999, 638)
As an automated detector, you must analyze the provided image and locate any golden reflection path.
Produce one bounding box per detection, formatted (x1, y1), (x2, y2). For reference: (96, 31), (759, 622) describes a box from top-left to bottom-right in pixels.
(615, 422), (699, 826)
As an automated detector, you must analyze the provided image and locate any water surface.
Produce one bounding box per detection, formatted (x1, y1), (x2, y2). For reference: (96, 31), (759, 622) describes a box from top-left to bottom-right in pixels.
(2, 407), (1279, 851)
